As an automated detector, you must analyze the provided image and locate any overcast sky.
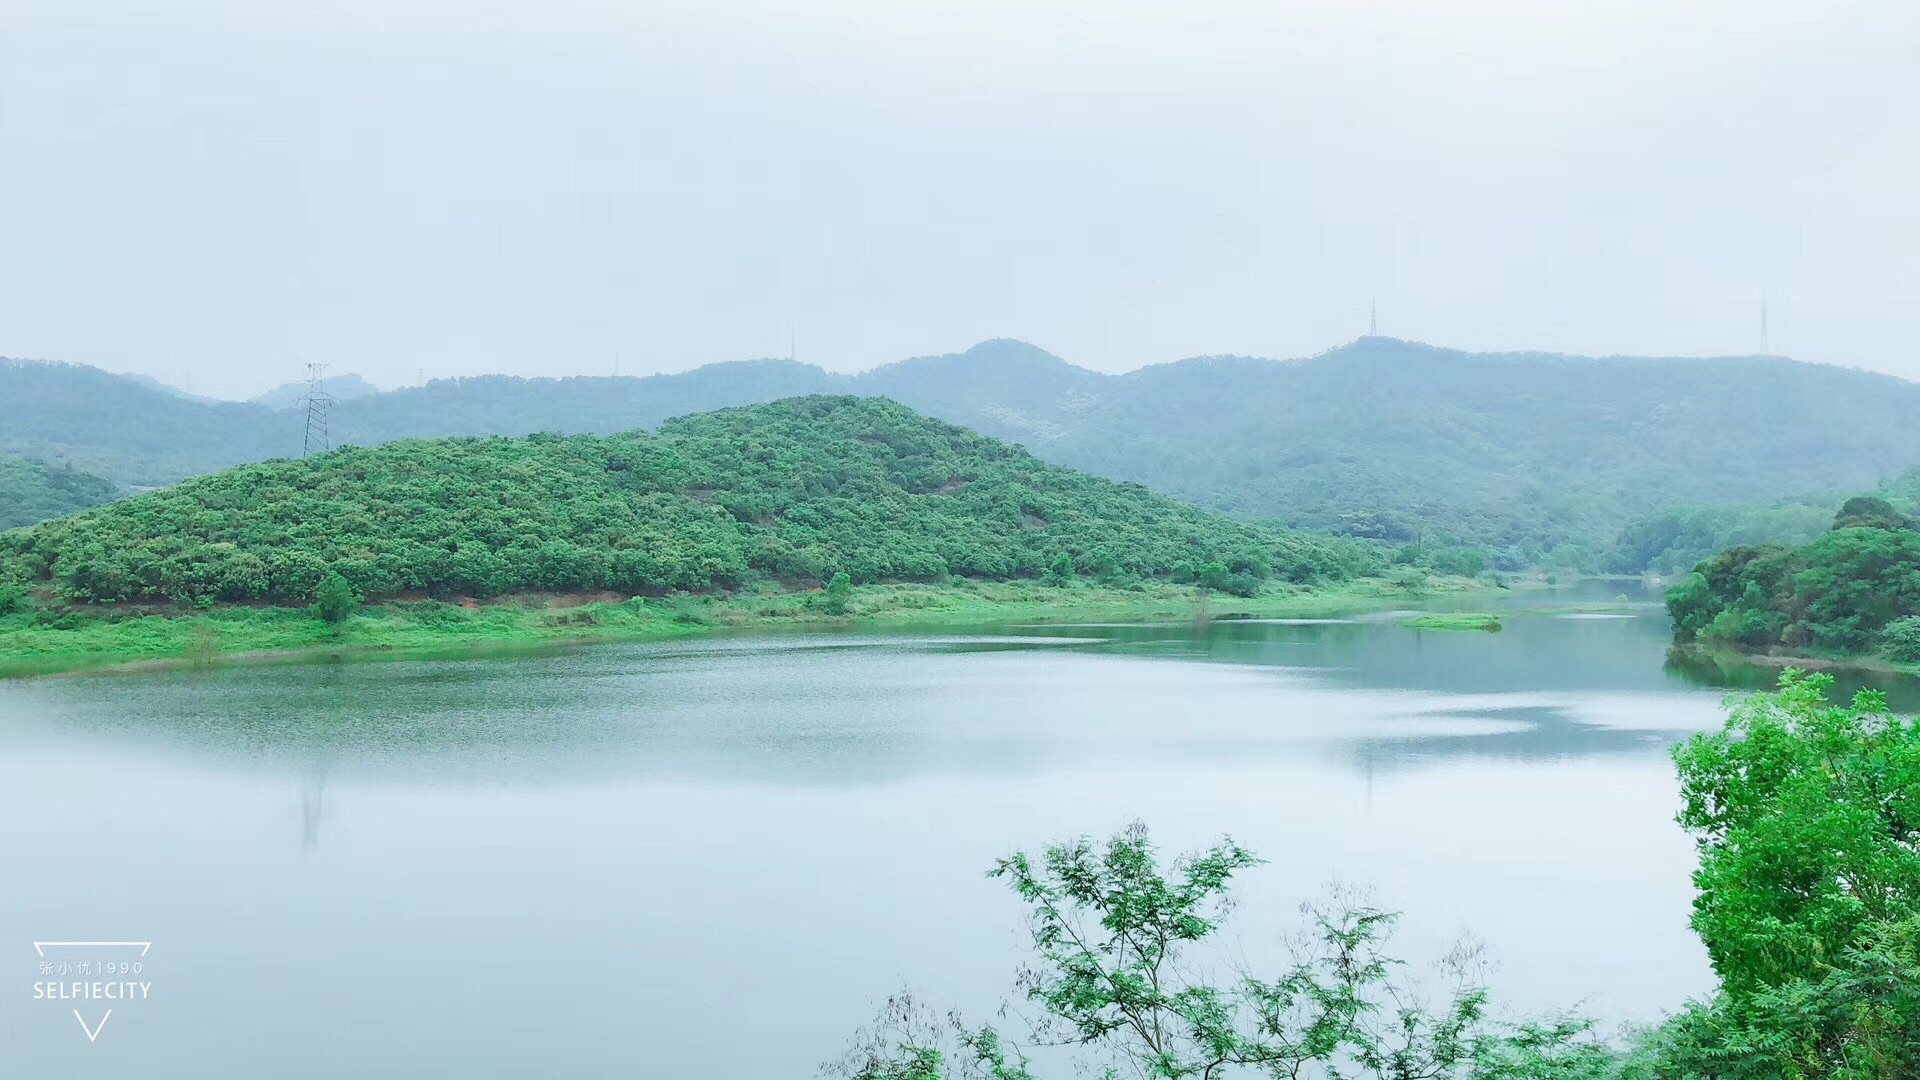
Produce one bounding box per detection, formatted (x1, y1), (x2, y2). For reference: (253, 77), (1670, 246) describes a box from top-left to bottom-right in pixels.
(2, 0), (1915, 398)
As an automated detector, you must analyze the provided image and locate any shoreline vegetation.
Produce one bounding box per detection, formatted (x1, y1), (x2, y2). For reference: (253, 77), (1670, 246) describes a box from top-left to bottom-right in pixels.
(0, 395), (1536, 680)
(1399, 611), (1502, 632)
(1666, 495), (1920, 675)
(0, 577), (1490, 680)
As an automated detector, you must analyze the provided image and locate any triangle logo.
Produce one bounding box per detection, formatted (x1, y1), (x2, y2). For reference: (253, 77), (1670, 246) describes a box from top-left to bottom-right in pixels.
(74, 1010), (112, 1043)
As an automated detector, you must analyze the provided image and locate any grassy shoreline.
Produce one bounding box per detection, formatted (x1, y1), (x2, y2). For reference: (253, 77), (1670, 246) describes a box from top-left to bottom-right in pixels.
(0, 577), (1484, 680)
(1399, 611), (1503, 632)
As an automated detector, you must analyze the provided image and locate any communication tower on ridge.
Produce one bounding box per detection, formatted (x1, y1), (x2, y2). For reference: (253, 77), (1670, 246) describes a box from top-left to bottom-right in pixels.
(301, 362), (335, 457)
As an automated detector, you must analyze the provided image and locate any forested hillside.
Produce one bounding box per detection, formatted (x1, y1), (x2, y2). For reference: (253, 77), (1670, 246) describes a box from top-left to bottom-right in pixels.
(1607, 467), (1920, 575)
(0, 357), (292, 485)
(14, 339), (1920, 565)
(1668, 494), (1920, 658)
(1028, 340), (1920, 566)
(0, 456), (119, 530)
(0, 397), (1373, 605)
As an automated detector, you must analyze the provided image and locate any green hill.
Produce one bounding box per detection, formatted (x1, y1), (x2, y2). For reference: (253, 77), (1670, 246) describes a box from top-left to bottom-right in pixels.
(0, 397), (1372, 606)
(17, 338), (1920, 566)
(0, 455), (119, 531)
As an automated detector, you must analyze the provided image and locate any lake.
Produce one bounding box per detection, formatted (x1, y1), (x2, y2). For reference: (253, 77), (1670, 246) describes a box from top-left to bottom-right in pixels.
(0, 582), (1843, 1076)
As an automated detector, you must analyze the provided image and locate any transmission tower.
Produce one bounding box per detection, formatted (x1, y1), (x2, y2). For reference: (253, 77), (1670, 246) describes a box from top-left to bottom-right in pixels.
(301, 362), (335, 456)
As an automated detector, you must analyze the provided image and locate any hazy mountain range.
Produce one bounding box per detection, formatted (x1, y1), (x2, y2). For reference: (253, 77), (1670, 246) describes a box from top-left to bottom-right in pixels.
(0, 455), (120, 531)
(7, 337), (1920, 565)
(250, 372), (382, 410)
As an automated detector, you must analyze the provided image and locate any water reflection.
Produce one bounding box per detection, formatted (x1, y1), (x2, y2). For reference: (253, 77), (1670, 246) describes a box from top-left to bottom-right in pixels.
(1351, 703), (1688, 767)
(0, 581), (1755, 788)
(0, 579), (1796, 1077)
(5, 579), (1908, 797)
(1663, 646), (1920, 712)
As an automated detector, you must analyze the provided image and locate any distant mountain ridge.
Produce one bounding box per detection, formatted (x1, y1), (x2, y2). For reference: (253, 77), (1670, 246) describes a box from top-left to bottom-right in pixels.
(252, 372), (381, 409)
(8, 339), (1920, 566)
(0, 454), (120, 530)
(117, 371), (220, 404)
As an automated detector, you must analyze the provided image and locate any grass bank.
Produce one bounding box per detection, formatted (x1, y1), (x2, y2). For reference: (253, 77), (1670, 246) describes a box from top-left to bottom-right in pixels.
(0, 576), (1484, 679)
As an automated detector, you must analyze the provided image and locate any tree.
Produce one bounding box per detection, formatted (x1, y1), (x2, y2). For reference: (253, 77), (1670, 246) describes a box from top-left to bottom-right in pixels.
(1197, 560), (1260, 597)
(1674, 673), (1920, 993)
(828, 824), (1621, 1080)
(823, 571), (853, 615)
(1882, 616), (1920, 663)
(1650, 917), (1920, 1080)
(1658, 672), (1920, 1075)
(1081, 547), (1119, 583)
(1041, 553), (1074, 587)
(1833, 495), (1914, 532)
(313, 572), (362, 626)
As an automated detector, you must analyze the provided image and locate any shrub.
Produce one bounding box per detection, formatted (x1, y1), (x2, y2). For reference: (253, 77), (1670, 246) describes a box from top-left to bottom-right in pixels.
(1042, 553), (1074, 586)
(822, 571), (852, 615)
(1198, 560), (1261, 597)
(1882, 616), (1920, 663)
(313, 572), (362, 625)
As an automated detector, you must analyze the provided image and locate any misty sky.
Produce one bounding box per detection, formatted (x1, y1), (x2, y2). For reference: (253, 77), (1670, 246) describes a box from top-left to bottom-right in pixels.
(2, 0), (1915, 398)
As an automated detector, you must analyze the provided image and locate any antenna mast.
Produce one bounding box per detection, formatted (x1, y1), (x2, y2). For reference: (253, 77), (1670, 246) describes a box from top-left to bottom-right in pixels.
(301, 362), (335, 457)
(1369, 300), (1377, 337)
(1760, 297), (1770, 356)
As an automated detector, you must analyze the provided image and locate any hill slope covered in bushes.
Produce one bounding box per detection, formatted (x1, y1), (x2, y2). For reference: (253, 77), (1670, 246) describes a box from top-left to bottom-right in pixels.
(0, 397), (1376, 605)
(16, 339), (1920, 569)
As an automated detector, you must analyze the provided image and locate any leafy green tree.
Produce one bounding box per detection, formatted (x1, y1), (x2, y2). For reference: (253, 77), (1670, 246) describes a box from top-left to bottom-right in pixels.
(1675, 674), (1920, 992)
(1650, 916), (1920, 1080)
(1657, 672), (1920, 1076)
(313, 572), (362, 626)
(1791, 528), (1920, 651)
(1080, 547), (1119, 582)
(1833, 495), (1915, 532)
(830, 824), (1624, 1080)
(823, 571), (853, 615)
(1882, 616), (1920, 663)
(1041, 553), (1074, 587)
(1196, 560), (1260, 597)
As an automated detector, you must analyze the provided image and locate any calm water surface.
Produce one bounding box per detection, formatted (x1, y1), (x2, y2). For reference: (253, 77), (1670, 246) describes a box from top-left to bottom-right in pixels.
(0, 583), (1883, 1077)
